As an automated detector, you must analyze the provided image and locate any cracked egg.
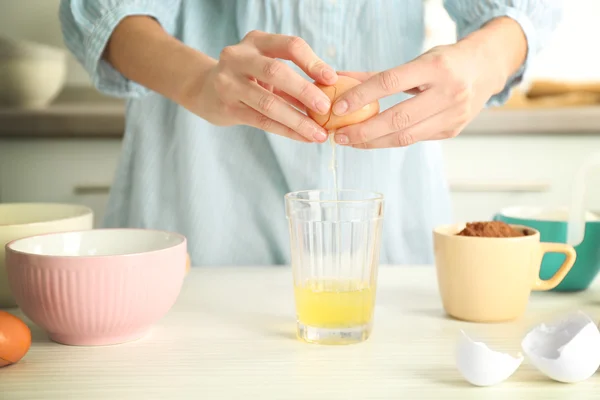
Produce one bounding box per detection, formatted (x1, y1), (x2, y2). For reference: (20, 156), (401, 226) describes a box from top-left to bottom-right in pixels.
(307, 75), (380, 131)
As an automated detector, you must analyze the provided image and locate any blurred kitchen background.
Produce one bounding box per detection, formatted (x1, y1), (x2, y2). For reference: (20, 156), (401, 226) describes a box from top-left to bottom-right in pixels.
(0, 0), (599, 227)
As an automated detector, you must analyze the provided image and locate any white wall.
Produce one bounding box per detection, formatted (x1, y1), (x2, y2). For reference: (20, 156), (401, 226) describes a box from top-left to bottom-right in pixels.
(0, 0), (598, 87)
(0, 0), (90, 86)
(526, 0), (600, 81)
(424, 0), (600, 82)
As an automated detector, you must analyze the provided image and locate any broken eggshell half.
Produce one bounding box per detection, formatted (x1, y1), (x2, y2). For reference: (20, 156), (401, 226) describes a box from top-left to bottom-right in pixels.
(456, 330), (524, 386)
(521, 311), (600, 383)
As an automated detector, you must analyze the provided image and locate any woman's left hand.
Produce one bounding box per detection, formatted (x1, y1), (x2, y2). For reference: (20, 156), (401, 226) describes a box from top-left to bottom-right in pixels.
(331, 18), (527, 149)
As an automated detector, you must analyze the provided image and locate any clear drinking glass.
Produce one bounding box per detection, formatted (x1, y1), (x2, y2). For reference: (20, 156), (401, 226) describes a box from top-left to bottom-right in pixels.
(285, 190), (384, 345)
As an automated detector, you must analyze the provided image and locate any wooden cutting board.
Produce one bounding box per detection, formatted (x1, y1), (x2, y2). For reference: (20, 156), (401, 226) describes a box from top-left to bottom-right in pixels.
(502, 91), (600, 109)
(500, 85), (600, 109)
(527, 80), (600, 98)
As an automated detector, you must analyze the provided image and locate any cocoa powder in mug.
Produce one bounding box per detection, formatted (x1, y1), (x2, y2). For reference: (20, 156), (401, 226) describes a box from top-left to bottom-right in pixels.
(457, 221), (528, 238)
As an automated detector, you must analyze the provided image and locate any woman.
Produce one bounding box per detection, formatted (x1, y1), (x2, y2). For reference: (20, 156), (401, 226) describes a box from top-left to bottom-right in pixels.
(59, 0), (561, 266)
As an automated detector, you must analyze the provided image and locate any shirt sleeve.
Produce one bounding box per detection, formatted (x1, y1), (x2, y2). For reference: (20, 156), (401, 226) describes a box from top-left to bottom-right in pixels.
(443, 0), (563, 107)
(59, 0), (182, 98)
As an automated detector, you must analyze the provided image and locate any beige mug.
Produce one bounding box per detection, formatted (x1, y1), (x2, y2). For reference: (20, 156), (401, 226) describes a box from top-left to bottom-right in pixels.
(433, 223), (576, 322)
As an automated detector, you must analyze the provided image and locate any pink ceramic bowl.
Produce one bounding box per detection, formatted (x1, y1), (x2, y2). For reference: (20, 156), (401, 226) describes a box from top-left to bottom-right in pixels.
(5, 229), (187, 346)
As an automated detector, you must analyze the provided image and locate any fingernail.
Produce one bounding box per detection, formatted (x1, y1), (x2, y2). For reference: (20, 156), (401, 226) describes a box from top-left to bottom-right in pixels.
(313, 130), (327, 142)
(316, 99), (331, 114)
(333, 100), (348, 116)
(335, 134), (349, 145)
(322, 68), (336, 81)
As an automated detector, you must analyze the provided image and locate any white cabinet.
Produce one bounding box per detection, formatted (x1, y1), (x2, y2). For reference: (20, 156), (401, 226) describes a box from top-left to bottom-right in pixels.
(1, 134), (599, 228)
(441, 134), (600, 222)
(0, 139), (122, 227)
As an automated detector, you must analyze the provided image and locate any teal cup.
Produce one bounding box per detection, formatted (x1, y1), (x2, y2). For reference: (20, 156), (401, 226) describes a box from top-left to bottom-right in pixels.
(494, 207), (600, 292)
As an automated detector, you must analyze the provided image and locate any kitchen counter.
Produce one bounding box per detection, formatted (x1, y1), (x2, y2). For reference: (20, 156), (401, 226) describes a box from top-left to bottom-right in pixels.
(0, 87), (124, 138)
(466, 106), (600, 134)
(1, 87), (600, 138)
(3, 266), (600, 399)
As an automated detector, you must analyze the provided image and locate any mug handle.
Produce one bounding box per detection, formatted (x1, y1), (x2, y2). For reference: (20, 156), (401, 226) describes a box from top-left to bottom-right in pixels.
(533, 243), (577, 291)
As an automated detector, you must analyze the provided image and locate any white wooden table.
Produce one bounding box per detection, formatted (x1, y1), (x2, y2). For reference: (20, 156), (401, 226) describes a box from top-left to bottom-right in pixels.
(3, 266), (600, 399)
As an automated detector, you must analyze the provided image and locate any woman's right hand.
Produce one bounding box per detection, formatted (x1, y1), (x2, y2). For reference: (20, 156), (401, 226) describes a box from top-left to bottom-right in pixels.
(182, 30), (337, 143)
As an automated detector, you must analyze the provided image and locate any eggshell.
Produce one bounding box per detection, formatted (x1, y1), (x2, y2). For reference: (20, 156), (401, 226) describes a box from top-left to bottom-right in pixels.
(455, 330), (523, 386)
(307, 76), (380, 131)
(521, 311), (600, 383)
(0, 311), (32, 367)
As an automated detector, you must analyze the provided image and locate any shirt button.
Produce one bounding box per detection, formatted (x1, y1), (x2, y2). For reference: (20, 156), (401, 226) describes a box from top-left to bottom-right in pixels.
(327, 46), (337, 58)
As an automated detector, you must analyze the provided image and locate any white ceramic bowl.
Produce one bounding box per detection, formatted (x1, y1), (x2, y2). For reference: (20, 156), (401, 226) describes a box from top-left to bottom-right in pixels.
(0, 37), (66, 108)
(0, 203), (93, 307)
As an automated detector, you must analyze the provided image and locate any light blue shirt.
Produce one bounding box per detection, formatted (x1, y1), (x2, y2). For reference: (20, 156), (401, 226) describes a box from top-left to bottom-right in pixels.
(59, 0), (561, 266)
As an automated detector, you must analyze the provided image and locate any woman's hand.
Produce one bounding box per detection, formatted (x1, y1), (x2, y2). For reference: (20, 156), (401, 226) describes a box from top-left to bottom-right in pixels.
(182, 30), (337, 143)
(330, 17), (527, 149)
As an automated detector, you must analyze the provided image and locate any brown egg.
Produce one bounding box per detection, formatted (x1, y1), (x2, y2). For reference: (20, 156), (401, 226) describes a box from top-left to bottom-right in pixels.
(0, 311), (31, 367)
(307, 76), (380, 131)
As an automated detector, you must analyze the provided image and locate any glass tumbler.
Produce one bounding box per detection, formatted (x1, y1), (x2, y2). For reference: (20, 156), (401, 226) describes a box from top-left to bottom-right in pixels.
(285, 190), (384, 345)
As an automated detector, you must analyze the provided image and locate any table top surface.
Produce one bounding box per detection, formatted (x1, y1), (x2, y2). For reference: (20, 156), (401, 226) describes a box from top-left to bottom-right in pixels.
(2, 266), (600, 400)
